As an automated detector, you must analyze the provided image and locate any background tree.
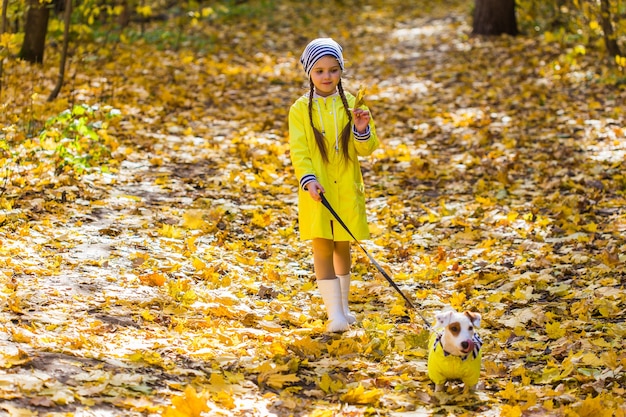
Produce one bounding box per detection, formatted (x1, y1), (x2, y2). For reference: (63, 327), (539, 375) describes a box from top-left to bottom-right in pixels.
(48, 0), (71, 101)
(1, 0), (9, 96)
(599, 0), (623, 58)
(473, 0), (518, 36)
(18, 0), (53, 63)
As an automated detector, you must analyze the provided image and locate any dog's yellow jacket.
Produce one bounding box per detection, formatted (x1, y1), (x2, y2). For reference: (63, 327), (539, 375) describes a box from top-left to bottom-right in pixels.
(427, 332), (482, 386)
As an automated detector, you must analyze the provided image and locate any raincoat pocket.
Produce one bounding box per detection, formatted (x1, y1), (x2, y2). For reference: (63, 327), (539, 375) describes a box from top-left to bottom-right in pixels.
(353, 182), (366, 218)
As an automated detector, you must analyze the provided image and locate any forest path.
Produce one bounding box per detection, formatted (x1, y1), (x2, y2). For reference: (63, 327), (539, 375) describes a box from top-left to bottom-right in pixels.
(2, 2), (626, 416)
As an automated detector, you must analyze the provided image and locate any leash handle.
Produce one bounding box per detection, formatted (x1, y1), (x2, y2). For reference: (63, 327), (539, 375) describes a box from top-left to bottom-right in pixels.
(319, 192), (416, 310)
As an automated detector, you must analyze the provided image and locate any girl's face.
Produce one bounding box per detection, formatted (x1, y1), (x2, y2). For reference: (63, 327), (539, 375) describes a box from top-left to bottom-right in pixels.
(310, 55), (342, 97)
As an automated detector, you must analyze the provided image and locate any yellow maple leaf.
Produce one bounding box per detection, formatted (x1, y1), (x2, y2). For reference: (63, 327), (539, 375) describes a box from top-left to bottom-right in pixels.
(353, 86), (366, 109)
(191, 257), (207, 272)
(278, 226), (294, 237)
(545, 321), (566, 339)
(163, 386), (209, 417)
(574, 394), (614, 417)
(310, 410), (334, 417)
(207, 372), (230, 392)
(168, 279), (197, 304)
(183, 210), (205, 230)
(389, 304), (406, 316)
(600, 350), (619, 369)
(141, 310), (155, 322)
(327, 338), (361, 357)
(513, 286), (533, 301)
(448, 292), (466, 309)
(291, 336), (324, 357)
(259, 372), (300, 390)
(510, 366), (530, 384)
(535, 364), (562, 384)
(235, 253), (257, 266)
(159, 224), (184, 239)
(500, 404), (523, 417)
(155, 174), (170, 186)
(206, 373), (236, 410)
(498, 381), (521, 401)
(535, 215), (551, 227)
(128, 350), (164, 366)
(211, 391), (235, 410)
(139, 272), (166, 286)
(578, 352), (603, 367)
(7, 297), (22, 313)
(583, 222), (597, 233)
(319, 373), (344, 394)
(251, 210), (271, 228)
(340, 384), (382, 405)
(186, 236), (197, 252)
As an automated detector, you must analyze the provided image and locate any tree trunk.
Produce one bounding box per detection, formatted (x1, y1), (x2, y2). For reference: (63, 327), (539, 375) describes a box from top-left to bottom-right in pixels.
(599, 0), (622, 58)
(48, 0), (72, 101)
(18, 0), (51, 63)
(472, 0), (518, 36)
(1, 0), (8, 33)
(118, 0), (131, 28)
(0, 0), (8, 99)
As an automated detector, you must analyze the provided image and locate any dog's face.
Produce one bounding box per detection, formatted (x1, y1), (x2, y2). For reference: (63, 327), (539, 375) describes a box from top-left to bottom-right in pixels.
(435, 310), (481, 356)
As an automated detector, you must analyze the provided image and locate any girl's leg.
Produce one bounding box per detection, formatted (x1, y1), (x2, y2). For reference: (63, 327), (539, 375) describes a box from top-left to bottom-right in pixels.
(313, 238), (336, 280)
(333, 241), (356, 323)
(333, 241), (350, 276)
(313, 238), (349, 332)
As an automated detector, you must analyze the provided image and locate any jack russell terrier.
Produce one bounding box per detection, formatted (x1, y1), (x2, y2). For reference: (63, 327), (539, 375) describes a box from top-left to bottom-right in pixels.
(427, 309), (483, 392)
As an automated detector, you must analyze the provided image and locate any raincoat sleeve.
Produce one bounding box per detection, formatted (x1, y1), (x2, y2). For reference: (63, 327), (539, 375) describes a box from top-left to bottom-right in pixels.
(352, 110), (380, 157)
(288, 101), (316, 190)
(348, 95), (380, 157)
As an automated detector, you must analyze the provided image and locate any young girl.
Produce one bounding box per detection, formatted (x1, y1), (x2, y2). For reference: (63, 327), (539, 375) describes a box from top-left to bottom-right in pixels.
(289, 38), (380, 332)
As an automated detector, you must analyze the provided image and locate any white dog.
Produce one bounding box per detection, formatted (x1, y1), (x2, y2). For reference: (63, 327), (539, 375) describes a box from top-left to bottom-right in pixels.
(427, 309), (482, 392)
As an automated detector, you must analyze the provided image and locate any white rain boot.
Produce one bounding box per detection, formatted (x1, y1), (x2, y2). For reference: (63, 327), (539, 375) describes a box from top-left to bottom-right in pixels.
(338, 274), (357, 324)
(317, 278), (350, 333)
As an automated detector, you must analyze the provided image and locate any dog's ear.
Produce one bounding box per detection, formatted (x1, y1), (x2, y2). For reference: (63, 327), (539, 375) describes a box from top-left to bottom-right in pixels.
(465, 311), (482, 328)
(435, 311), (455, 328)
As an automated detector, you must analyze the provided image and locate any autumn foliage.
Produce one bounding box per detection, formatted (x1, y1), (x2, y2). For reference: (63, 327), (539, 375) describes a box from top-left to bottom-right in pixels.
(1, 1), (625, 416)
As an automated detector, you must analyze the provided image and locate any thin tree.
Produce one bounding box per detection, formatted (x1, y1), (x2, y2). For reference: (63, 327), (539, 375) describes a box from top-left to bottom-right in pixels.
(599, 0), (623, 58)
(0, 0), (6, 41)
(0, 0), (8, 98)
(472, 0), (518, 36)
(48, 0), (72, 101)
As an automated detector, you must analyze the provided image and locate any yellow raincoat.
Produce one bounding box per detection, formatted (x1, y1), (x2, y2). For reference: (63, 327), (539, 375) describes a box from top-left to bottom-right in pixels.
(427, 332), (482, 387)
(289, 91), (379, 241)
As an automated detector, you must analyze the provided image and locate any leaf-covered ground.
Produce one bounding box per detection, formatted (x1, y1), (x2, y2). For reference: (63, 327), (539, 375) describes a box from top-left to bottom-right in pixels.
(1, 1), (625, 416)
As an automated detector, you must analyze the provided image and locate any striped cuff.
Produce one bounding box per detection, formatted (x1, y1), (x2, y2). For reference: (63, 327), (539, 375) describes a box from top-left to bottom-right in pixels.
(300, 174), (317, 191)
(353, 125), (371, 141)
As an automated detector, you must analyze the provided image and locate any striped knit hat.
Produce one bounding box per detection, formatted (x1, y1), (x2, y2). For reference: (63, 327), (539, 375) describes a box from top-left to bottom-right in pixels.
(300, 38), (344, 77)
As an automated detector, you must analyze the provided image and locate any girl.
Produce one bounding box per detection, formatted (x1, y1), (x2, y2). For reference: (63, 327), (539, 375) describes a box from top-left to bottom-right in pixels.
(289, 38), (380, 332)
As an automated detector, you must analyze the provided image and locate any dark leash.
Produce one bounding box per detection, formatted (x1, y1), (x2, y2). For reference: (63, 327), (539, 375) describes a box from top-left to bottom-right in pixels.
(319, 193), (432, 330)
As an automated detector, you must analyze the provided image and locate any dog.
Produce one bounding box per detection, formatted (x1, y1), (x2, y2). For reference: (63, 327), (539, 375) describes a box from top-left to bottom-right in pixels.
(427, 309), (482, 393)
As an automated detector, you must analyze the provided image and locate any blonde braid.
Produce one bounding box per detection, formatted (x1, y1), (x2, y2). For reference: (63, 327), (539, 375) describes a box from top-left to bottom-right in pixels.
(337, 80), (353, 162)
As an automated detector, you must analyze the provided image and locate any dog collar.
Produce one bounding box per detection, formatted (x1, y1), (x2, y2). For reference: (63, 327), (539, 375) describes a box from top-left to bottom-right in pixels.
(433, 332), (483, 361)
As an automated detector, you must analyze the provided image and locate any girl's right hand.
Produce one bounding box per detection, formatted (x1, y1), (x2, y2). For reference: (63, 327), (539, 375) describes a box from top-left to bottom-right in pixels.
(306, 181), (325, 202)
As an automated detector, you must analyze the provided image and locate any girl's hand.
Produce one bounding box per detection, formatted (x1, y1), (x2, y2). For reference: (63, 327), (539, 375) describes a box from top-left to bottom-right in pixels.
(306, 181), (325, 202)
(352, 108), (370, 133)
